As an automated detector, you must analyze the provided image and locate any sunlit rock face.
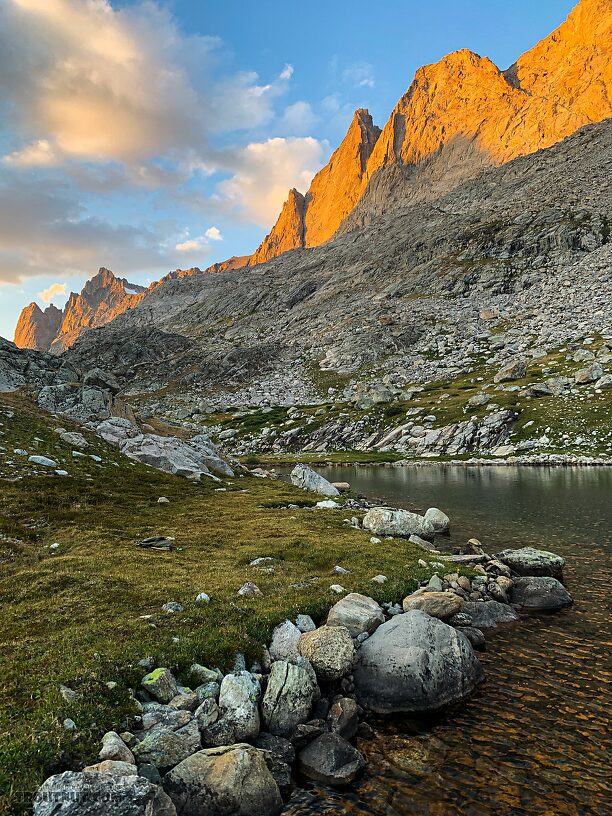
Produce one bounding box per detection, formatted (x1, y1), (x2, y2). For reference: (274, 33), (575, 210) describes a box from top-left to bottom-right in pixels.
(14, 268), (147, 353)
(253, 0), (612, 256)
(14, 303), (63, 351)
(250, 188), (307, 266)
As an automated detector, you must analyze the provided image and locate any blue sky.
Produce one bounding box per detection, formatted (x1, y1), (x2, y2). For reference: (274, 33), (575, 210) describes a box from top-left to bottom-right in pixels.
(0, 0), (575, 340)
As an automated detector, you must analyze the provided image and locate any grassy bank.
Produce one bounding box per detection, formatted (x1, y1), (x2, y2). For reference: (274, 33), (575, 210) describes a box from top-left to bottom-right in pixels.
(0, 396), (430, 815)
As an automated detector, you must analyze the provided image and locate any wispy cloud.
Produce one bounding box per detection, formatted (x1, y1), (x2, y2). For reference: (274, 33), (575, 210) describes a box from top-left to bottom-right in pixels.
(38, 281), (66, 303)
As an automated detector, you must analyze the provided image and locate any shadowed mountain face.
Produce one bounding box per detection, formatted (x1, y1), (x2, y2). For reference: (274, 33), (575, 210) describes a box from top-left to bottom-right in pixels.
(14, 268), (146, 353)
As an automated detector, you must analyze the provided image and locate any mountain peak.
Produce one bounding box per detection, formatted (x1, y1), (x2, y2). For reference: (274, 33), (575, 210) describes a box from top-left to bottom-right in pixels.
(14, 302), (63, 352)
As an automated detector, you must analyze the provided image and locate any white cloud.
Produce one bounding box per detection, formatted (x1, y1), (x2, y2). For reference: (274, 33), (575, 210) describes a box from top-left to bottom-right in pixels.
(205, 227), (223, 241)
(217, 137), (327, 226)
(0, 0), (294, 165)
(38, 281), (66, 303)
(4, 139), (58, 168)
(175, 238), (206, 253)
(281, 101), (318, 135)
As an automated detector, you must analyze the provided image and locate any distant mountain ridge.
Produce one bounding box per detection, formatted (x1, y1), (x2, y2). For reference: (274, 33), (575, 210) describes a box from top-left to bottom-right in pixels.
(14, 268), (147, 352)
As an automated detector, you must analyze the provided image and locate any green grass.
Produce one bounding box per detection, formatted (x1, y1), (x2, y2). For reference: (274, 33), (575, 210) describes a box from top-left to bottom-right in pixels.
(0, 395), (433, 815)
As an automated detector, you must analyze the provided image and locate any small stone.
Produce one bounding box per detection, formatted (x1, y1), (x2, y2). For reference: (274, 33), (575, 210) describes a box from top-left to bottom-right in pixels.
(238, 582), (263, 598)
(295, 614), (316, 633)
(195, 592), (210, 604)
(162, 601), (183, 613)
(63, 718), (77, 731)
(157, 497), (170, 504)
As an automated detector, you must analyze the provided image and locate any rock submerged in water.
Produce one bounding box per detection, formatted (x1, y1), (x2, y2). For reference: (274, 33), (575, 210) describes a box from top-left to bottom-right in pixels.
(509, 576), (573, 610)
(353, 610), (483, 714)
(459, 600), (519, 629)
(163, 744), (283, 816)
(290, 463), (340, 497)
(495, 547), (565, 578)
(362, 507), (435, 540)
(297, 732), (365, 786)
(33, 771), (176, 816)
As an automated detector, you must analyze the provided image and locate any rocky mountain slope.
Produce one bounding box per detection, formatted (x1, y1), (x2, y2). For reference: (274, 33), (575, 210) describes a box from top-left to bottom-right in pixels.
(14, 268), (147, 353)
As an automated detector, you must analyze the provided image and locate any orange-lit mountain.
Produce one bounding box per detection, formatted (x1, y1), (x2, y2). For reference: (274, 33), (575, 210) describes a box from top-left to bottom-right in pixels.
(14, 268), (147, 352)
(13, 303), (63, 351)
(249, 0), (612, 261)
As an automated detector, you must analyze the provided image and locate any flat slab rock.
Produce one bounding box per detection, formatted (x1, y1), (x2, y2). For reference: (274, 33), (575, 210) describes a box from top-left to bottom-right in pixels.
(33, 771), (176, 816)
(496, 547), (565, 578)
(460, 601), (519, 629)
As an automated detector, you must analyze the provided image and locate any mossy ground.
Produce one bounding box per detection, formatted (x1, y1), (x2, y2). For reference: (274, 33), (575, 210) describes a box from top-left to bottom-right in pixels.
(0, 395), (431, 815)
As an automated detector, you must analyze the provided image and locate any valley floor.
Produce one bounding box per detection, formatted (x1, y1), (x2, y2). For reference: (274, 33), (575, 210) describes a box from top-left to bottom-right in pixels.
(0, 394), (431, 816)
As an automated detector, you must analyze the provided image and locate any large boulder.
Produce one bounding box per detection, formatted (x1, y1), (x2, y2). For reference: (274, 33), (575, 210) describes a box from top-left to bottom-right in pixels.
(163, 745), (282, 816)
(290, 464), (339, 497)
(33, 771), (176, 816)
(402, 591), (461, 620)
(261, 659), (318, 736)
(326, 593), (385, 637)
(460, 601), (519, 629)
(362, 508), (435, 540)
(495, 547), (565, 578)
(217, 672), (260, 741)
(120, 434), (233, 480)
(353, 610), (483, 714)
(509, 576), (573, 611)
(299, 626), (355, 682)
(297, 733), (365, 786)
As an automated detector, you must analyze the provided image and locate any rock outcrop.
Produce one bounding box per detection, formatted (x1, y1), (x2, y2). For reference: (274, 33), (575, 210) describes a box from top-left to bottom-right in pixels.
(14, 303), (63, 352)
(250, 189), (306, 266)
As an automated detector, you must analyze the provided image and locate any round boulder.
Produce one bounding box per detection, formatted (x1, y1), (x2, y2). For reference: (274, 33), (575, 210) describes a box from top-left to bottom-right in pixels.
(424, 508), (450, 534)
(298, 626), (355, 682)
(509, 576), (573, 611)
(163, 745), (282, 816)
(353, 610), (483, 714)
(326, 592), (385, 637)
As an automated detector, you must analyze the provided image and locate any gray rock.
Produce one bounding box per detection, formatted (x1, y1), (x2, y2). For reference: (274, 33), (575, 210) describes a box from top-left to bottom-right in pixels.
(268, 619), (302, 662)
(353, 610), (484, 714)
(326, 592), (385, 637)
(190, 664), (221, 685)
(217, 672), (260, 741)
(362, 508), (435, 540)
(133, 721), (201, 771)
(194, 698), (219, 730)
(424, 507), (450, 533)
(458, 627), (486, 651)
(327, 697), (359, 739)
(261, 659), (318, 736)
(142, 669), (178, 704)
(460, 600), (519, 629)
(494, 358), (527, 383)
(299, 626), (355, 682)
(84, 368), (121, 394)
(574, 362), (603, 384)
(290, 463), (340, 497)
(509, 576), (573, 611)
(28, 455), (58, 468)
(496, 547), (565, 578)
(298, 733), (365, 786)
(238, 582), (263, 598)
(295, 614), (316, 633)
(99, 731), (135, 765)
(83, 761), (137, 777)
(163, 745), (283, 816)
(33, 771), (176, 816)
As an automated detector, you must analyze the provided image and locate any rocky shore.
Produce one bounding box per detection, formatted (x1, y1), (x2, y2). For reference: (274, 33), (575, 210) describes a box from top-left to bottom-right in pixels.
(32, 466), (573, 816)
